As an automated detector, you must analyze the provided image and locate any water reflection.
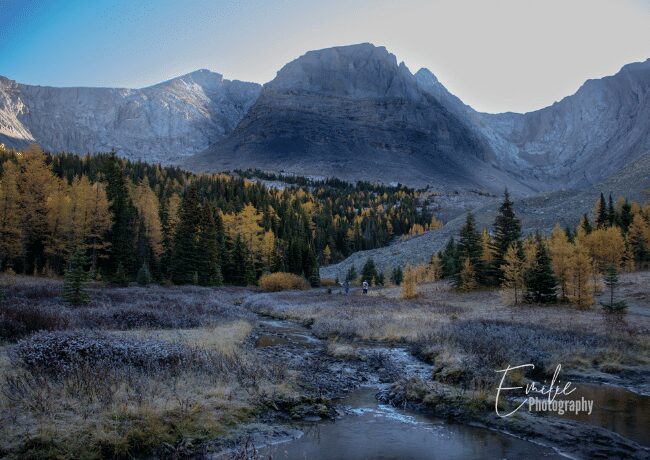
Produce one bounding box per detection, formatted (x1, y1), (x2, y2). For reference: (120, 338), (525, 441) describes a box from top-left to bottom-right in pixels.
(555, 383), (650, 446)
(261, 388), (562, 460)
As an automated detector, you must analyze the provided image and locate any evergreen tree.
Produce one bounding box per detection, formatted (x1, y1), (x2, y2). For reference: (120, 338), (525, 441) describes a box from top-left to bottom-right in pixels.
(345, 265), (357, 282)
(581, 213), (593, 234)
(305, 246), (320, 287)
(375, 271), (385, 286)
(524, 236), (557, 303)
(197, 204), (223, 286)
(607, 194), (615, 227)
(135, 215), (154, 276)
(104, 153), (137, 279)
(361, 258), (378, 285)
(112, 262), (129, 287)
(136, 262), (152, 286)
(170, 187), (202, 284)
(491, 190), (522, 283)
(160, 193), (181, 280)
(439, 237), (459, 278)
(619, 200), (633, 233)
(564, 226), (575, 243)
(229, 234), (255, 286)
(601, 264), (627, 312)
(456, 213), (484, 285)
(391, 266), (403, 285)
(595, 193), (608, 228)
(302, 245), (320, 287)
(63, 249), (90, 305)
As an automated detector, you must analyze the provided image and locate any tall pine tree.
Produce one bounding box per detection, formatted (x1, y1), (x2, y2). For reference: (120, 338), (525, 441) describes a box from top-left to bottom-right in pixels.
(170, 186), (202, 284)
(63, 248), (90, 305)
(524, 235), (557, 303)
(595, 193), (608, 229)
(455, 212), (484, 286)
(491, 190), (521, 284)
(104, 153), (137, 280)
(197, 204), (223, 286)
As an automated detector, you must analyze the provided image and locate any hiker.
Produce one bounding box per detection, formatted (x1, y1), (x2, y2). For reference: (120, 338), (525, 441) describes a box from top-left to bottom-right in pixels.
(344, 280), (350, 295)
(362, 280), (369, 294)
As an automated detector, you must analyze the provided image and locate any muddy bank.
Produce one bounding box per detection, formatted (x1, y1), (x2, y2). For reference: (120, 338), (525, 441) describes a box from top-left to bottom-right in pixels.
(378, 378), (650, 459)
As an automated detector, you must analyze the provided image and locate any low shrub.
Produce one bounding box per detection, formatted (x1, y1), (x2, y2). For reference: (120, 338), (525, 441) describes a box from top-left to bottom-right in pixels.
(0, 304), (70, 341)
(319, 278), (338, 287)
(11, 331), (198, 373)
(258, 272), (310, 292)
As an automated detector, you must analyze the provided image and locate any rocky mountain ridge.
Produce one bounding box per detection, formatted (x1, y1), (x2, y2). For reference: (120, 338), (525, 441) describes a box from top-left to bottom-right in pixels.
(1, 43), (649, 196)
(0, 70), (261, 163)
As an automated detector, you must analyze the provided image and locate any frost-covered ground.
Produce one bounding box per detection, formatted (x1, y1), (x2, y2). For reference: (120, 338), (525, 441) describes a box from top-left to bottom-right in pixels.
(1, 273), (648, 458)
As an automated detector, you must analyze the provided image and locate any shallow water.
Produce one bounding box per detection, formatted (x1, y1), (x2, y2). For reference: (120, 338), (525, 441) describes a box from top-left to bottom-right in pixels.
(255, 319), (321, 348)
(252, 316), (648, 456)
(554, 382), (650, 446)
(260, 388), (563, 460)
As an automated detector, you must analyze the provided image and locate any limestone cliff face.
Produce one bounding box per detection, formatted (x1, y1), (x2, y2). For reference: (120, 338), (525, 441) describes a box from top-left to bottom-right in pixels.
(192, 44), (533, 194)
(477, 59), (650, 190)
(415, 59), (650, 191)
(0, 70), (261, 163)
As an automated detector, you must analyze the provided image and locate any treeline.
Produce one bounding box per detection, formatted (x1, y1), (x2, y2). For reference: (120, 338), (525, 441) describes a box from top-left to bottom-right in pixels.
(0, 146), (434, 285)
(236, 168), (436, 262)
(434, 191), (650, 306)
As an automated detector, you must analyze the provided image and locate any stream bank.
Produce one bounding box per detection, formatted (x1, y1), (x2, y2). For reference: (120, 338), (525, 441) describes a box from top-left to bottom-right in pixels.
(216, 301), (649, 459)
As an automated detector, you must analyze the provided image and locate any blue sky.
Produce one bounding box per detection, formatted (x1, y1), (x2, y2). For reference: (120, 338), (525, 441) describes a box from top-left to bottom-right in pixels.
(1, 0), (649, 113)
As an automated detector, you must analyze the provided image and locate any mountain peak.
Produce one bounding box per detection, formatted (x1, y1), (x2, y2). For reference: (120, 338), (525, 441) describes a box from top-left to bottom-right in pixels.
(415, 68), (439, 87)
(150, 69), (224, 90)
(266, 43), (420, 99)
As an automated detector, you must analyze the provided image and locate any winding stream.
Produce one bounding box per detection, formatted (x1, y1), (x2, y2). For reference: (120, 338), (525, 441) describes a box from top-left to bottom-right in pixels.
(260, 387), (562, 459)
(250, 315), (648, 458)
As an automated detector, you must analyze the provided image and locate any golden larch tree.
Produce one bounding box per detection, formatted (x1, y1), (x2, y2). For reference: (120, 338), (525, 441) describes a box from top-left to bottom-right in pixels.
(501, 242), (525, 305)
(45, 178), (72, 271)
(458, 257), (478, 291)
(260, 230), (277, 271)
(401, 265), (418, 299)
(548, 223), (573, 301)
(132, 177), (163, 257)
(222, 203), (264, 257)
(165, 193), (182, 238)
(0, 161), (23, 268)
(322, 244), (332, 265)
(566, 242), (593, 308)
(480, 228), (495, 265)
(87, 181), (112, 270)
(17, 145), (60, 272)
(626, 213), (650, 269)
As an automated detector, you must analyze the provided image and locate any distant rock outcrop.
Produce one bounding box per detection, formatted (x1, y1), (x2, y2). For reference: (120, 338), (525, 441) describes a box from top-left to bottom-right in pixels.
(477, 59), (650, 190)
(0, 71), (261, 163)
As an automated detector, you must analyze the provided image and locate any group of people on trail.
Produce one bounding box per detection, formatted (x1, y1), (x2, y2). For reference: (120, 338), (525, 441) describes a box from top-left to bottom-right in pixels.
(340, 279), (370, 295)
